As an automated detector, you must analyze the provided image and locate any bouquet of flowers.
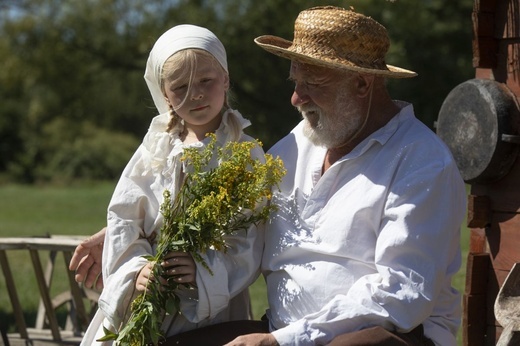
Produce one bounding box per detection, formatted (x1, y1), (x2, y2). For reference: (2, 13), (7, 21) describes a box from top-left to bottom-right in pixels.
(100, 134), (285, 345)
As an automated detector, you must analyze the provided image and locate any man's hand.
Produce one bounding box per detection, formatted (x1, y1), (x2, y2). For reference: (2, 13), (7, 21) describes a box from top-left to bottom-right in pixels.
(135, 251), (197, 292)
(69, 227), (106, 290)
(162, 251), (196, 285)
(224, 333), (278, 346)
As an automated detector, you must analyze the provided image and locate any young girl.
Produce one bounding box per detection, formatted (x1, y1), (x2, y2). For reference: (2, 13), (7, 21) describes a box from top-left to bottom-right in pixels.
(81, 24), (264, 345)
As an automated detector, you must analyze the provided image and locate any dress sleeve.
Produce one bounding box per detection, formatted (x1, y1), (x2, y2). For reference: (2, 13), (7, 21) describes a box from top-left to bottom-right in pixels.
(97, 144), (159, 329)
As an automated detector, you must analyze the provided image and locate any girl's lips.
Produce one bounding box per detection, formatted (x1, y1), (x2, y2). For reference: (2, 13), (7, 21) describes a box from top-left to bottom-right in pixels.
(191, 105), (208, 111)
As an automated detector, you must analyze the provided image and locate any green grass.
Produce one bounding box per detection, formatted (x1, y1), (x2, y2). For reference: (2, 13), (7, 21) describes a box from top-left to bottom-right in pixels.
(0, 183), (468, 344)
(0, 182), (112, 236)
(0, 182), (117, 332)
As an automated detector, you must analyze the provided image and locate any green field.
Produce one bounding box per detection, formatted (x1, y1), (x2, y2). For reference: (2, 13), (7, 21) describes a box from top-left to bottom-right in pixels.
(0, 183), (469, 343)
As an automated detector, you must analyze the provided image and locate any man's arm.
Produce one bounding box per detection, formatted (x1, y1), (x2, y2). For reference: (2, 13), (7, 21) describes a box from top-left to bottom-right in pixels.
(69, 227), (106, 290)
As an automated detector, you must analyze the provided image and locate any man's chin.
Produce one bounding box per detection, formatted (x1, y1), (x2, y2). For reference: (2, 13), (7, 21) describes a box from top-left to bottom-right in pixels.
(303, 126), (328, 147)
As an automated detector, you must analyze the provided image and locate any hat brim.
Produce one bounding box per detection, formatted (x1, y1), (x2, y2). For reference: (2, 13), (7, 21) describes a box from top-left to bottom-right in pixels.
(254, 35), (417, 79)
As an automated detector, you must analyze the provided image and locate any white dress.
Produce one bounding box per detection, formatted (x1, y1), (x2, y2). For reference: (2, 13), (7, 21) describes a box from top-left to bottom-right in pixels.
(81, 109), (264, 345)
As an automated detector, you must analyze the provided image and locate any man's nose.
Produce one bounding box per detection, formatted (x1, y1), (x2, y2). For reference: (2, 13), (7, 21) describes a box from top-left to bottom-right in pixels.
(291, 85), (308, 107)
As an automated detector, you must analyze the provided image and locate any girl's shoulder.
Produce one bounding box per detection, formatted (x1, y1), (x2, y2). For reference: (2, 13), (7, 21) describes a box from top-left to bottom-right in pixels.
(148, 112), (170, 133)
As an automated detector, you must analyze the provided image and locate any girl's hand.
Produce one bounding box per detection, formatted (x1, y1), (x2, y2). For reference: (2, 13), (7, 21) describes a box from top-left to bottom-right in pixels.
(135, 262), (155, 292)
(162, 251), (197, 285)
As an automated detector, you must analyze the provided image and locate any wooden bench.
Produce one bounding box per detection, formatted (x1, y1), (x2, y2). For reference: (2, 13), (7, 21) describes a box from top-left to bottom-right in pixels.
(0, 236), (99, 345)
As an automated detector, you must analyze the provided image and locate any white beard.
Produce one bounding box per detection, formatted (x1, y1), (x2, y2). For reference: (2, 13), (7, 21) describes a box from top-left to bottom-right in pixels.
(299, 89), (364, 149)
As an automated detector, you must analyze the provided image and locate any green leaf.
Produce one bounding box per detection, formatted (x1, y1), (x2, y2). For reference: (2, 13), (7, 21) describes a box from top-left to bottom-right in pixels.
(96, 326), (118, 341)
(142, 254), (156, 261)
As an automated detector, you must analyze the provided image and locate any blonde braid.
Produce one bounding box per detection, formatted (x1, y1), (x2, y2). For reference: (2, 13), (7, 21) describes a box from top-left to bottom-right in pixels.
(166, 106), (182, 133)
(221, 98), (242, 142)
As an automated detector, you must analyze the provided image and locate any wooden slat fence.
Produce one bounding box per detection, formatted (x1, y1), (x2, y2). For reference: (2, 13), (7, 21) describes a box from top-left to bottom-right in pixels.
(0, 236), (99, 345)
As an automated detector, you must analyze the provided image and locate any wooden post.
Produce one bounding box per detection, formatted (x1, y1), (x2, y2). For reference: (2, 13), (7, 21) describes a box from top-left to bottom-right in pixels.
(464, 0), (520, 344)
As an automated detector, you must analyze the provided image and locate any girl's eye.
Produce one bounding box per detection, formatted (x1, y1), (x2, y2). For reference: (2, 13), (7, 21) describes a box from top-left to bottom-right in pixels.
(201, 78), (212, 83)
(174, 84), (187, 91)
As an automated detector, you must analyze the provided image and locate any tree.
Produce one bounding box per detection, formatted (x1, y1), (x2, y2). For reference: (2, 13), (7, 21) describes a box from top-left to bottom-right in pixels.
(0, 0), (474, 183)
(218, 0), (474, 142)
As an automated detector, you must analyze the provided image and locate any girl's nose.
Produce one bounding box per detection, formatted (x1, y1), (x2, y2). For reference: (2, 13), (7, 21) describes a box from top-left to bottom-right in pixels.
(190, 86), (203, 100)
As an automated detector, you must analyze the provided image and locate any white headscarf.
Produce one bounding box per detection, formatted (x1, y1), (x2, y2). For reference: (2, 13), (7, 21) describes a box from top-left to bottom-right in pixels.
(144, 24), (228, 115)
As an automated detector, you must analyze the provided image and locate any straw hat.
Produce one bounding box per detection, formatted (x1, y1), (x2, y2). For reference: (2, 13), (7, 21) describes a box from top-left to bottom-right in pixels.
(254, 6), (417, 78)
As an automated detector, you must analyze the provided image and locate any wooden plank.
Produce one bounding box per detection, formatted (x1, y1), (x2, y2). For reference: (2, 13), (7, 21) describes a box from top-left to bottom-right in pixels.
(465, 252), (491, 295)
(29, 249), (62, 341)
(36, 251), (58, 330)
(472, 0), (499, 69)
(506, 42), (520, 87)
(473, 35), (498, 68)
(62, 252), (90, 331)
(495, 0), (520, 39)
(473, 0), (498, 13)
(467, 195), (491, 228)
(0, 236), (85, 252)
(472, 0), (520, 92)
(463, 294), (487, 346)
(486, 214), (520, 271)
(463, 253), (494, 346)
(469, 228), (487, 253)
(0, 251), (28, 339)
(474, 11), (496, 37)
(7, 328), (82, 345)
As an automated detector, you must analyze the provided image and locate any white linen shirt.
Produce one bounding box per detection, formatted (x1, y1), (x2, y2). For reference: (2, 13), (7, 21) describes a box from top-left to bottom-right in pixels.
(90, 110), (264, 344)
(263, 102), (466, 346)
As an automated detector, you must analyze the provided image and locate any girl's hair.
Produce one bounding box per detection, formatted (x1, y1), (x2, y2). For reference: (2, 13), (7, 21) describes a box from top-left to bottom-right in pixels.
(162, 49), (239, 138)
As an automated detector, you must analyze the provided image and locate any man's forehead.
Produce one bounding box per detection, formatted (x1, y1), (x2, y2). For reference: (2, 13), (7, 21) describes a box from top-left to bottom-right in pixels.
(290, 61), (321, 72)
(291, 61), (329, 75)
(289, 61), (331, 78)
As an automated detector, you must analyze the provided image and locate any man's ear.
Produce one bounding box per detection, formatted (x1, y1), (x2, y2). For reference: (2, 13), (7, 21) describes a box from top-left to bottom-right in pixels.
(356, 74), (375, 99)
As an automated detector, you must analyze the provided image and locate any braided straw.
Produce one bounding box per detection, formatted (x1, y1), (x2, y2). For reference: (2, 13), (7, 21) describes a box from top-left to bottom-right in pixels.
(255, 6), (416, 78)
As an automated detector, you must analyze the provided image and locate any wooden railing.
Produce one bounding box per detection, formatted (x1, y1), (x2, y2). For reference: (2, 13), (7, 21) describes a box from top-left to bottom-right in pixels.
(0, 236), (99, 345)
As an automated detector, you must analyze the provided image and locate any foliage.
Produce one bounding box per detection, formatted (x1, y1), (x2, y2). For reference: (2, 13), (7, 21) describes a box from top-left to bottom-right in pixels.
(37, 120), (140, 182)
(0, 0), (474, 183)
(100, 135), (285, 345)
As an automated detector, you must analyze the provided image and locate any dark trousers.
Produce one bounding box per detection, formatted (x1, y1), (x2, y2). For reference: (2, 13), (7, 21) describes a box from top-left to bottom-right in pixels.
(162, 319), (435, 346)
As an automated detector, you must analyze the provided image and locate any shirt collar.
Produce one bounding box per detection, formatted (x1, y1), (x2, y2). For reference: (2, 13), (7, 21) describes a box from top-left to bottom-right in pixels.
(343, 101), (414, 160)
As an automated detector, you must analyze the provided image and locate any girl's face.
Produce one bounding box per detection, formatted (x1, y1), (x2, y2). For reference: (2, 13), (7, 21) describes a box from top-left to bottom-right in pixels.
(163, 52), (229, 136)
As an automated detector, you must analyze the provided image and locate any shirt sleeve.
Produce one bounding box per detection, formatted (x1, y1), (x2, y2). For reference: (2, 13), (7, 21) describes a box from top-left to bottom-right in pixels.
(271, 157), (466, 346)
